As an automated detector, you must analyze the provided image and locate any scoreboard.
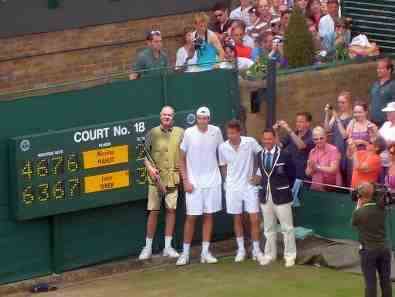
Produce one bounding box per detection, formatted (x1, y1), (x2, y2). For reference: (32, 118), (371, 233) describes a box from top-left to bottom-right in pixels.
(9, 111), (196, 221)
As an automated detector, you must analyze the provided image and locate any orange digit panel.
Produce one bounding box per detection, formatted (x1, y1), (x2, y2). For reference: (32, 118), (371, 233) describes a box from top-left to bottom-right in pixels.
(84, 170), (130, 194)
(83, 145), (129, 169)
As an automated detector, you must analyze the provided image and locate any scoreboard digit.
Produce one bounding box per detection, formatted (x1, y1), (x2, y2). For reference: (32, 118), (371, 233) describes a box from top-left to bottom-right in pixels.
(9, 111), (195, 220)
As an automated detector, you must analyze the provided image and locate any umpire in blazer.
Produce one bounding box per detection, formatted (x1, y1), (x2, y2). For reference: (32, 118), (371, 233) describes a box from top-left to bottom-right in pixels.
(254, 128), (297, 267)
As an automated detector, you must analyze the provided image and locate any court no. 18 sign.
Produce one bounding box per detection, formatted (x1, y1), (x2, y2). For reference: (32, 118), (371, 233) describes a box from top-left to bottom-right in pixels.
(9, 111), (195, 220)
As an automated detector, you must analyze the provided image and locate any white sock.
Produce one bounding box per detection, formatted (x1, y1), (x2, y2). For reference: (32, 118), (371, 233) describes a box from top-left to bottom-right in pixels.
(252, 241), (261, 254)
(165, 236), (172, 249)
(202, 241), (210, 255)
(236, 237), (245, 252)
(145, 238), (153, 250)
(183, 243), (191, 255)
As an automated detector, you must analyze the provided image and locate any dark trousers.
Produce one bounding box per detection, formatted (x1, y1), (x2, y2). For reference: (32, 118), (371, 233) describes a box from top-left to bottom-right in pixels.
(360, 248), (392, 297)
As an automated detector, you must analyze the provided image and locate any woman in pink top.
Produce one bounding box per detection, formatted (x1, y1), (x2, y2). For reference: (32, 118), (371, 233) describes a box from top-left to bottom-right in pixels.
(306, 126), (342, 191)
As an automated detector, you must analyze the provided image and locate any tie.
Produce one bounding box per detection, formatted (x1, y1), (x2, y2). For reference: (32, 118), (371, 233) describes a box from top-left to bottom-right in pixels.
(265, 152), (272, 172)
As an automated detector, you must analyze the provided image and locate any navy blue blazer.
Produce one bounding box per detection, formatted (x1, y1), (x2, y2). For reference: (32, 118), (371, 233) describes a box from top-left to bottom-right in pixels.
(257, 146), (296, 205)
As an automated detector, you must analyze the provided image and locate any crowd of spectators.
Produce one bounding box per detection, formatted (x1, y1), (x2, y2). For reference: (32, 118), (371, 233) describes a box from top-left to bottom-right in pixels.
(272, 58), (395, 192)
(131, 0), (381, 77)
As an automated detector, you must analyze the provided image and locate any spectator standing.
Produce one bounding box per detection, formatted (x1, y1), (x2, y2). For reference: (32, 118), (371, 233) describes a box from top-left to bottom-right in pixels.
(305, 126), (342, 191)
(254, 128), (297, 267)
(352, 182), (392, 297)
(252, 32), (285, 66)
(275, 112), (315, 180)
(219, 120), (265, 263)
(177, 107), (224, 266)
(230, 0), (253, 26)
(370, 58), (395, 126)
(277, 9), (292, 36)
(348, 137), (385, 188)
(138, 106), (184, 260)
(257, 0), (274, 30)
(378, 102), (395, 181)
(231, 25), (253, 58)
(175, 27), (198, 72)
(193, 13), (225, 70)
(319, 0), (339, 54)
(385, 144), (395, 191)
(334, 18), (351, 50)
(227, 20), (255, 48)
(246, 7), (266, 40)
(324, 91), (353, 183)
(130, 31), (168, 80)
(346, 101), (378, 151)
(306, 0), (322, 28)
(295, 0), (308, 14)
(211, 2), (233, 40)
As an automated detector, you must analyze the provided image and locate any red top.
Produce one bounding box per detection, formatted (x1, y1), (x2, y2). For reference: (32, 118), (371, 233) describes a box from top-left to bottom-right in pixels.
(235, 44), (252, 59)
(351, 151), (382, 188)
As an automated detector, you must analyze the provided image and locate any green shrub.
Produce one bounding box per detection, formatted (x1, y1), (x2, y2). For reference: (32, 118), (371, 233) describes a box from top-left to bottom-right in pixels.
(283, 8), (315, 68)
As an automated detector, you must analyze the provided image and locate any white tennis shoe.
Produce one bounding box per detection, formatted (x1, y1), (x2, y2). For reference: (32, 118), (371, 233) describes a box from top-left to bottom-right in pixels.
(201, 252), (218, 264)
(138, 246), (152, 260)
(176, 253), (190, 266)
(234, 250), (246, 262)
(163, 247), (180, 258)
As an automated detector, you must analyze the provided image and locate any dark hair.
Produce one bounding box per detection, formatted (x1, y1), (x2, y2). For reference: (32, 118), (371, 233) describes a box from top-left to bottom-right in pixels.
(281, 9), (292, 17)
(379, 57), (394, 74)
(353, 100), (369, 112)
(226, 119), (241, 131)
(306, 0), (321, 19)
(296, 112), (312, 122)
(213, 2), (228, 12)
(262, 128), (276, 136)
(388, 143), (395, 155)
(257, 31), (274, 44)
(373, 136), (387, 155)
(182, 26), (194, 44)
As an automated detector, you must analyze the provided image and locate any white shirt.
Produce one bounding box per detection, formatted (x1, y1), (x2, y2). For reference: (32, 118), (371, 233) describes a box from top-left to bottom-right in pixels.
(219, 57), (254, 70)
(219, 136), (262, 191)
(180, 125), (224, 188)
(379, 121), (395, 167)
(319, 14), (335, 38)
(175, 46), (198, 71)
(230, 6), (253, 26)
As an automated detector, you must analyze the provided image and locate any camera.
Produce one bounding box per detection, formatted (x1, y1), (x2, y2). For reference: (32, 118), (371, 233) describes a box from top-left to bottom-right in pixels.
(193, 37), (204, 50)
(327, 104), (333, 111)
(351, 183), (395, 206)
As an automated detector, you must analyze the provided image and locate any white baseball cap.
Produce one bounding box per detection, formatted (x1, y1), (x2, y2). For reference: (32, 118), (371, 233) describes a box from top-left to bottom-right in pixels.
(196, 106), (210, 117)
(382, 102), (395, 112)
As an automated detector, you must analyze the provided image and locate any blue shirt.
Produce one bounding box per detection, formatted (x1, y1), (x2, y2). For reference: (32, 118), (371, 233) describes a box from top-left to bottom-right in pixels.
(370, 79), (395, 125)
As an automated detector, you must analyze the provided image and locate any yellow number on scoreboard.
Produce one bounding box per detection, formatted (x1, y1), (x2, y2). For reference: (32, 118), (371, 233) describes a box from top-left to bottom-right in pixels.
(83, 145), (129, 169)
(84, 170), (130, 194)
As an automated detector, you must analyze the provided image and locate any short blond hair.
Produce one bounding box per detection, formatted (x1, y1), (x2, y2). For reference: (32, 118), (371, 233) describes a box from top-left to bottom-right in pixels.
(194, 12), (209, 24)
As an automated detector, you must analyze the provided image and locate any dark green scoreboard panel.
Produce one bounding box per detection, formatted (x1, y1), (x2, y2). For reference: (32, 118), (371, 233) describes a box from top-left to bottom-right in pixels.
(10, 111), (194, 221)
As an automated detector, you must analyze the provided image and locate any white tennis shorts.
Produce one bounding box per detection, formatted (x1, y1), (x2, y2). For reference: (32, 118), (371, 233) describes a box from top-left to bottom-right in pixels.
(185, 185), (222, 216)
(225, 187), (259, 214)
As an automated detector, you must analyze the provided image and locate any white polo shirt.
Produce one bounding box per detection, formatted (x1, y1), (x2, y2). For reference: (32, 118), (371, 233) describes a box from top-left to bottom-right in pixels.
(219, 136), (262, 191)
(180, 125), (223, 189)
(379, 121), (395, 167)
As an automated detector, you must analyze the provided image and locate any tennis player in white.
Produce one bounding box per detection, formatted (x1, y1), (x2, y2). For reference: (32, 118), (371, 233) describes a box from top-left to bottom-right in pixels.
(219, 119), (265, 263)
(176, 106), (224, 266)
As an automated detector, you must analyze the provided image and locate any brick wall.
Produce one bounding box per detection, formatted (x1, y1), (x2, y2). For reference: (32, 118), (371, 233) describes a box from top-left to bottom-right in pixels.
(243, 61), (379, 138)
(0, 13), (197, 96)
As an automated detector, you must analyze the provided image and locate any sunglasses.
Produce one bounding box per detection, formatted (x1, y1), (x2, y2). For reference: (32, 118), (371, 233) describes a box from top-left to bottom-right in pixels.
(150, 30), (161, 35)
(214, 13), (223, 18)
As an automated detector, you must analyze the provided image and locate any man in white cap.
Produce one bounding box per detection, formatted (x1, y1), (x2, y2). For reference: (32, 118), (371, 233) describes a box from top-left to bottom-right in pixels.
(379, 102), (395, 179)
(176, 106), (224, 266)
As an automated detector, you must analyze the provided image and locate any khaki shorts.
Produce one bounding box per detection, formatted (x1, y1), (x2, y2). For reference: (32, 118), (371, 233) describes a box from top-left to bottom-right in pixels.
(147, 185), (178, 211)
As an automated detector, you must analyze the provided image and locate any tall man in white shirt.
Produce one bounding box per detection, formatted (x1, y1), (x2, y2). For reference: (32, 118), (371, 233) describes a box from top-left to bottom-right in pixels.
(219, 120), (265, 263)
(176, 107), (224, 266)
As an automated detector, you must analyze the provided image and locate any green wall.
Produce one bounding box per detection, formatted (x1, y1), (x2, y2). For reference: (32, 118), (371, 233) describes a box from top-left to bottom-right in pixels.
(0, 69), (238, 284)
